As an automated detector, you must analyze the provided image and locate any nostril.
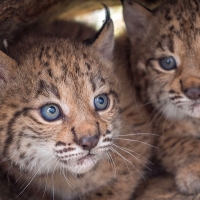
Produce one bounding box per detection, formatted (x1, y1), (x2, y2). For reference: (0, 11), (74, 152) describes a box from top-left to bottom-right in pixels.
(184, 87), (200, 100)
(82, 145), (88, 149)
(79, 136), (99, 150)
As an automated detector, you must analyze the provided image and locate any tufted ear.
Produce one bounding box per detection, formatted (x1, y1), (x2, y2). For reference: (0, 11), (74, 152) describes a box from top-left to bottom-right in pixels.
(122, 0), (153, 45)
(84, 5), (114, 60)
(0, 50), (17, 88)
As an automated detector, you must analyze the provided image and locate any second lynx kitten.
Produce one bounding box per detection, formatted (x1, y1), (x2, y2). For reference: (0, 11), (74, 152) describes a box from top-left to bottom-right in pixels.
(123, 0), (200, 195)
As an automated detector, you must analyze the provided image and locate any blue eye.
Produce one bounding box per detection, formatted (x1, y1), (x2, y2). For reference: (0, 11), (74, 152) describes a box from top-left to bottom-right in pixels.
(40, 104), (61, 121)
(94, 94), (109, 111)
(159, 56), (176, 70)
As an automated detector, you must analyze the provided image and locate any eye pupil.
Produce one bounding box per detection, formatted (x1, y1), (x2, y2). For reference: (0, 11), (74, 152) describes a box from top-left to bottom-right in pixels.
(48, 106), (56, 114)
(166, 59), (171, 64)
(98, 97), (104, 104)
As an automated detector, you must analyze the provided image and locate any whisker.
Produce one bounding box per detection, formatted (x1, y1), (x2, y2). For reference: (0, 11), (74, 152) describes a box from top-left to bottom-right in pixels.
(117, 117), (128, 132)
(68, 167), (78, 181)
(0, 157), (11, 178)
(110, 147), (132, 177)
(7, 160), (14, 184)
(0, 157), (10, 165)
(17, 157), (54, 198)
(51, 160), (59, 200)
(132, 87), (143, 118)
(107, 151), (116, 177)
(62, 168), (80, 198)
(110, 147), (145, 181)
(19, 170), (30, 190)
(105, 153), (112, 170)
(115, 133), (161, 137)
(113, 138), (158, 149)
(148, 103), (165, 126)
(15, 169), (26, 184)
(142, 96), (169, 106)
(113, 144), (154, 166)
(42, 159), (58, 198)
(113, 144), (152, 171)
(153, 102), (176, 132)
(103, 153), (110, 171)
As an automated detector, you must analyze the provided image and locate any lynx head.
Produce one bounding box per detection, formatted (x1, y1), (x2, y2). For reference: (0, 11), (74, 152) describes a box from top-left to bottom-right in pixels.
(123, 0), (200, 119)
(0, 8), (120, 176)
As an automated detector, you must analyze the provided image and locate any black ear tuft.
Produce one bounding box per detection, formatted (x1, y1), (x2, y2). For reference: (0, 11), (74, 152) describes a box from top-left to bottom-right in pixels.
(83, 4), (114, 60)
(84, 4), (111, 46)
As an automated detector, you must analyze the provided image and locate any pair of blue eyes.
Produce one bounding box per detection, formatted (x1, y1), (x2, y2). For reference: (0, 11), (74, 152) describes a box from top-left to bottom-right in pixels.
(40, 94), (109, 121)
(159, 56), (177, 70)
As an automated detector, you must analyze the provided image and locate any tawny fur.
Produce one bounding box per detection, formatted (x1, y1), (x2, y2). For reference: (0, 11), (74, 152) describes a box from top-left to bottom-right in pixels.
(0, 13), (153, 200)
(123, 0), (200, 195)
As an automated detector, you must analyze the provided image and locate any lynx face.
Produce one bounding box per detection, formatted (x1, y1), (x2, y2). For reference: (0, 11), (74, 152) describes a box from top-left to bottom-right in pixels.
(123, 0), (200, 120)
(0, 17), (119, 177)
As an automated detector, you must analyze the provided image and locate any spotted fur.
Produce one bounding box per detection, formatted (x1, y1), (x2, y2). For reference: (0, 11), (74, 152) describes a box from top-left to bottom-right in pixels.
(123, 0), (200, 195)
(0, 9), (153, 200)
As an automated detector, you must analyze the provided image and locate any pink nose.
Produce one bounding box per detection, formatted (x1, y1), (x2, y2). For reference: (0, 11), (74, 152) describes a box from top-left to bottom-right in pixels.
(78, 136), (99, 150)
(184, 87), (200, 100)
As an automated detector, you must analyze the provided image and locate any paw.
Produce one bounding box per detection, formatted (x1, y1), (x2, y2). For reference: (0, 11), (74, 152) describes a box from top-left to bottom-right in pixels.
(175, 161), (200, 194)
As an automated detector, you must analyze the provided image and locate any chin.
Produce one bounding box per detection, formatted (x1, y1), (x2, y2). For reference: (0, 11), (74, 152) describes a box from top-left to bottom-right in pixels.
(157, 102), (186, 120)
(185, 109), (200, 118)
(66, 154), (100, 175)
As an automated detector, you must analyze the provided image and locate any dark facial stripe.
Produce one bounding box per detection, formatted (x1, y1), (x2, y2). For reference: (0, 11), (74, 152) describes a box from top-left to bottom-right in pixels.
(110, 90), (119, 102)
(75, 63), (80, 75)
(3, 108), (32, 157)
(36, 79), (60, 99)
(35, 80), (47, 98)
(19, 131), (47, 139)
(50, 83), (60, 99)
(85, 62), (91, 71)
(180, 79), (184, 92)
(27, 114), (43, 125)
(45, 46), (52, 59)
(62, 64), (68, 76)
(89, 76), (96, 92)
(96, 77), (106, 89)
(96, 122), (100, 137)
(39, 46), (45, 61)
(47, 68), (53, 78)
(27, 127), (42, 135)
(71, 127), (78, 143)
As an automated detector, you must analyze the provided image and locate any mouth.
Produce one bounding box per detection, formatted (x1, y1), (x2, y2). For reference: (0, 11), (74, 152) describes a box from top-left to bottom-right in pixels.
(165, 99), (200, 119)
(66, 153), (99, 174)
(190, 102), (200, 108)
(182, 101), (200, 118)
(77, 153), (95, 165)
(189, 102), (200, 113)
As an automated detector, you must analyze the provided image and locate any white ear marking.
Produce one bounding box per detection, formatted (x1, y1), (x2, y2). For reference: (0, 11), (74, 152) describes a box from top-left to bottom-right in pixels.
(3, 39), (8, 50)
